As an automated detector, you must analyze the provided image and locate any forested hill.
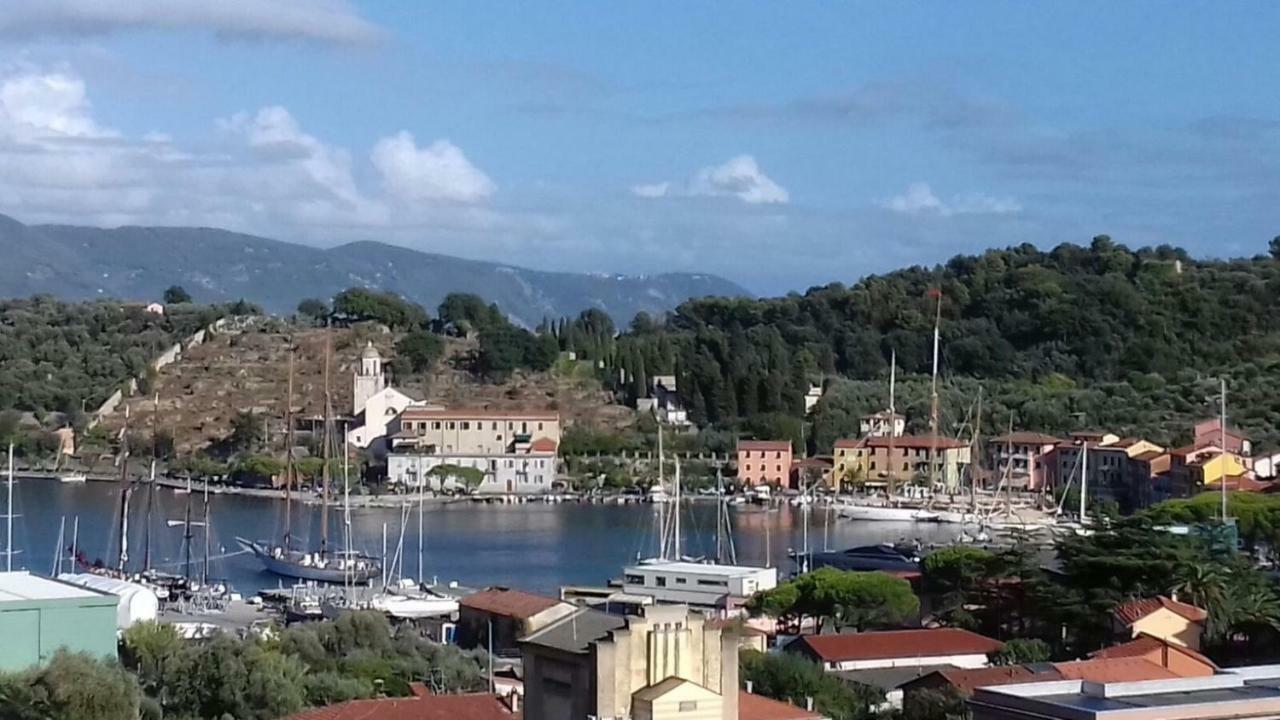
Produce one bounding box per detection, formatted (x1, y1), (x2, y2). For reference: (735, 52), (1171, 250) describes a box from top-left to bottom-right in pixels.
(607, 237), (1280, 449)
(0, 214), (747, 327)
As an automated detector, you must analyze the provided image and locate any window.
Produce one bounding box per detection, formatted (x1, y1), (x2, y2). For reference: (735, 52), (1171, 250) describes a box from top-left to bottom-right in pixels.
(624, 574), (644, 584)
(538, 422), (544, 431)
(432, 421), (441, 430)
(745, 464), (752, 472)
(870, 461), (877, 470)
(776, 465), (782, 473)
(655, 576), (667, 587)
(461, 421), (470, 430)
(447, 422), (456, 430)
(696, 579), (728, 587)
(679, 702), (698, 712)
(675, 577), (687, 584)
(775, 451), (782, 459)
(492, 422), (498, 430)
(522, 422), (528, 433)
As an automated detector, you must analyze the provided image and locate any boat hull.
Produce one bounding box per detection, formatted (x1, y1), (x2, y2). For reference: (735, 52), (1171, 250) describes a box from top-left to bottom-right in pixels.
(838, 505), (939, 522)
(236, 538), (380, 584)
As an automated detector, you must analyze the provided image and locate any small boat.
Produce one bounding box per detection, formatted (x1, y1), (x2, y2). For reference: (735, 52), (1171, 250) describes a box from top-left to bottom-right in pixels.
(285, 596), (324, 623)
(59, 473), (87, 484)
(647, 485), (672, 503)
(934, 510), (980, 524)
(370, 591), (459, 619)
(838, 504), (939, 522)
(810, 543), (921, 573)
(236, 538), (381, 584)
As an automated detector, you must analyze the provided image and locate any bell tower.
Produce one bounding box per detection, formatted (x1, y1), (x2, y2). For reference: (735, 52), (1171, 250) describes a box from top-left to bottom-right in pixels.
(353, 341), (386, 415)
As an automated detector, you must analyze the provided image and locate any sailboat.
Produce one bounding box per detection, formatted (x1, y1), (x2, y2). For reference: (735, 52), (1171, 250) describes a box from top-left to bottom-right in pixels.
(837, 349), (940, 523)
(238, 335), (381, 584)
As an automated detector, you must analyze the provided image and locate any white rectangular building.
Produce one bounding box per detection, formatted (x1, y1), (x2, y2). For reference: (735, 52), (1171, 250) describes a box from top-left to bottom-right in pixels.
(621, 561), (777, 607)
(387, 450), (557, 495)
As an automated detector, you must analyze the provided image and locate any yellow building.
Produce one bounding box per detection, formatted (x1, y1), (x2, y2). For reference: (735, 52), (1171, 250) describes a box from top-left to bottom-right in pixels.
(832, 436), (972, 490)
(1111, 596), (1207, 651)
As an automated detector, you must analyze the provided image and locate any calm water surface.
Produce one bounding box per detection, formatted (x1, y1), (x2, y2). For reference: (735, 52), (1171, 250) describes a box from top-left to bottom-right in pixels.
(4, 480), (964, 594)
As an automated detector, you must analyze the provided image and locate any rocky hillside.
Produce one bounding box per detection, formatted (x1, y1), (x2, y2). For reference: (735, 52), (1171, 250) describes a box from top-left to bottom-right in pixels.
(101, 321), (634, 455)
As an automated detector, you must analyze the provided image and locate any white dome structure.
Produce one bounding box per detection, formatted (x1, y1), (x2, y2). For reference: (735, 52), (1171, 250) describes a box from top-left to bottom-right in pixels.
(57, 573), (159, 630)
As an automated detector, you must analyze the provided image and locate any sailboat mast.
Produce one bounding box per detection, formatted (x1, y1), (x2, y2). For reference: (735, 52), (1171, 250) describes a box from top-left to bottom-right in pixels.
(1079, 439), (1088, 522)
(672, 459), (681, 560)
(417, 454), (424, 586)
(143, 459), (156, 571)
(715, 472), (723, 563)
(320, 328), (332, 556)
(284, 349), (295, 545)
(1220, 378), (1229, 522)
(70, 516), (79, 572)
(928, 290), (942, 491)
(886, 350), (897, 497)
(342, 421), (352, 591)
(117, 406), (132, 572)
(201, 478), (210, 584)
(5, 443), (12, 572)
(971, 385), (983, 512)
(182, 491), (193, 581)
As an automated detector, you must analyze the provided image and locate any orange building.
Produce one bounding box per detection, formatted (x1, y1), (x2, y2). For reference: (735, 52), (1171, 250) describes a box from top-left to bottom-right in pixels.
(737, 440), (793, 487)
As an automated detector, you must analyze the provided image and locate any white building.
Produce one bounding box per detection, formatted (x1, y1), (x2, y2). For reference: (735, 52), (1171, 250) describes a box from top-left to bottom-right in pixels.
(387, 444), (558, 495)
(620, 560), (777, 608)
(346, 342), (428, 451)
(644, 375), (691, 427)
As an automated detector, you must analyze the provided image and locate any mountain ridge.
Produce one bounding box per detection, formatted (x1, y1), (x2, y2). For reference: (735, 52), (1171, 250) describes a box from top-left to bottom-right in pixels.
(0, 214), (748, 325)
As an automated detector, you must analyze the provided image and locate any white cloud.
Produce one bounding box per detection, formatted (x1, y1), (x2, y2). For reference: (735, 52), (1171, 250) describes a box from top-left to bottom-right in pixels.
(0, 0), (380, 44)
(371, 131), (495, 204)
(880, 182), (1020, 217)
(690, 155), (789, 204)
(630, 181), (670, 199)
(634, 154), (789, 205)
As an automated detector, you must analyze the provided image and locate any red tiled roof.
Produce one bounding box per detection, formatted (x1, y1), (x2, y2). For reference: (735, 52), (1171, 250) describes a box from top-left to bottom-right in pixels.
(863, 435), (969, 451)
(793, 629), (1002, 663)
(284, 692), (512, 720)
(833, 438), (866, 449)
(1113, 596), (1208, 625)
(460, 588), (563, 619)
(400, 407), (558, 421)
(1089, 634), (1218, 672)
(739, 440), (793, 451)
(738, 691), (822, 720)
(1132, 450), (1167, 462)
(528, 437), (558, 453)
(1051, 658), (1181, 682)
(914, 665), (1062, 695)
(991, 432), (1064, 446)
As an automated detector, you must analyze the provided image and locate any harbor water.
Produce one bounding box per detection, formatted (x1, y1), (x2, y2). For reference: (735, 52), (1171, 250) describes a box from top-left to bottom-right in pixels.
(4, 480), (966, 595)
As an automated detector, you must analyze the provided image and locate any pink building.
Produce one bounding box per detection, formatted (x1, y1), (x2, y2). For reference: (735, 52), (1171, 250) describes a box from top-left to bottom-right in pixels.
(737, 440), (793, 487)
(1193, 418), (1251, 457)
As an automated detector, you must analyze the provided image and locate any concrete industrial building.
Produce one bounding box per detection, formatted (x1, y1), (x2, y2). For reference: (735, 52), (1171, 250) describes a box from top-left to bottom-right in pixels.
(621, 560), (777, 609)
(0, 571), (119, 671)
(521, 604), (740, 720)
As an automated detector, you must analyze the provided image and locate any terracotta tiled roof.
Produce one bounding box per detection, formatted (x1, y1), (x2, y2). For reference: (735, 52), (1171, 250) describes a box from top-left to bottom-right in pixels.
(1132, 450), (1167, 462)
(739, 440), (793, 452)
(460, 588), (563, 619)
(1113, 596), (1208, 625)
(400, 407), (558, 421)
(738, 691), (822, 720)
(1089, 634), (1218, 672)
(912, 665), (1062, 695)
(792, 629), (1002, 663)
(1051, 658), (1181, 682)
(283, 691), (512, 720)
(991, 432), (1064, 446)
(528, 437), (558, 453)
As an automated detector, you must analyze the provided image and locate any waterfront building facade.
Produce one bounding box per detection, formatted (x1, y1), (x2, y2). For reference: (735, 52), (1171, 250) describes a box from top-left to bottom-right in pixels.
(736, 440), (793, 487)
(387, 407), (561, 455)
(387, 444), (558, 494)
(0, 572), (118, 671)
(832, 435), (971, 490)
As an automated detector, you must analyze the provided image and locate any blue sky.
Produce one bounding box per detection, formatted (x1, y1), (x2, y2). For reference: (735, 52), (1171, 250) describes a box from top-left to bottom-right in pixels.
(1, 1), (1278, 294)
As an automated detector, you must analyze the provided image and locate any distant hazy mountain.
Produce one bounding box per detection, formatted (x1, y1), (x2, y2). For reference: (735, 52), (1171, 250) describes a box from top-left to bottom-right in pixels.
(0, 215), (747, 326)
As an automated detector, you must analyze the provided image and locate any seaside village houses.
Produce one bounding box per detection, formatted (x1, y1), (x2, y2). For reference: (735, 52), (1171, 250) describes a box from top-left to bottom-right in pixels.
(343, 342), (561, 495)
